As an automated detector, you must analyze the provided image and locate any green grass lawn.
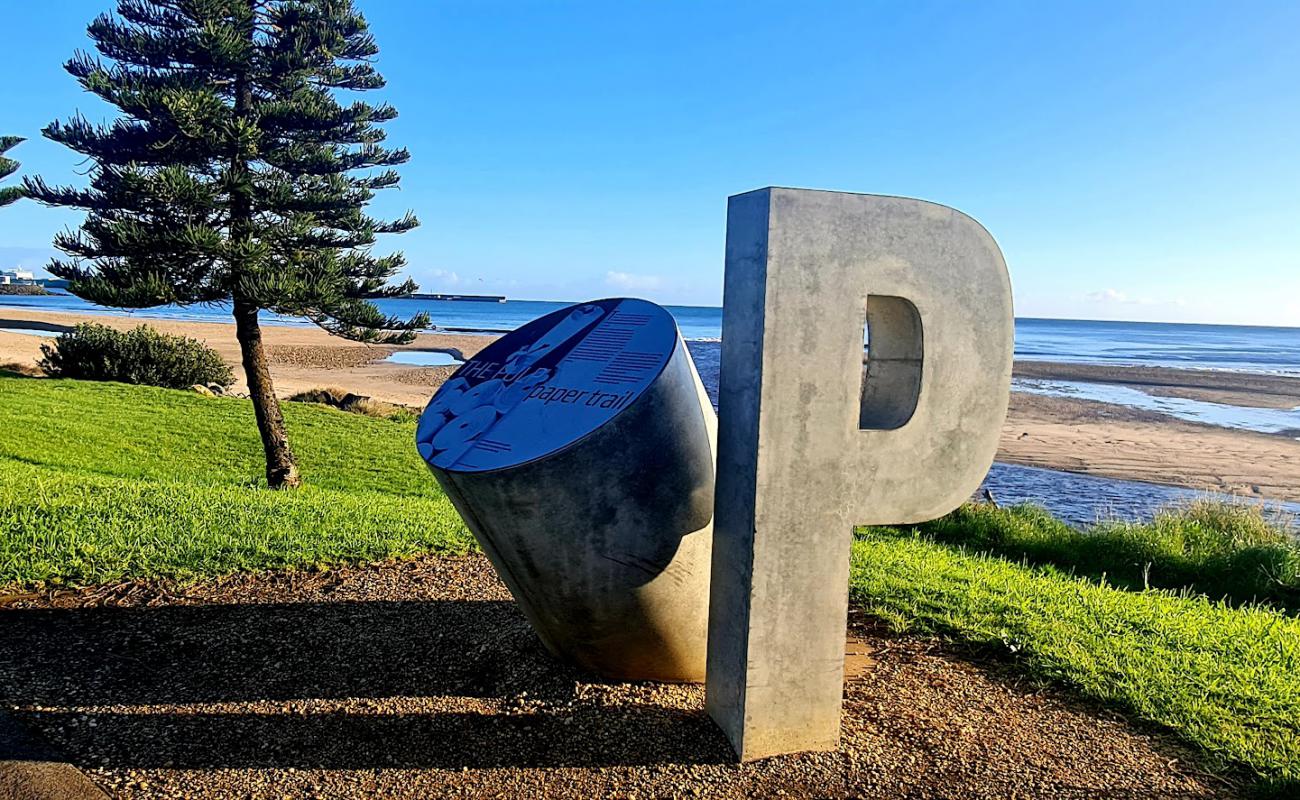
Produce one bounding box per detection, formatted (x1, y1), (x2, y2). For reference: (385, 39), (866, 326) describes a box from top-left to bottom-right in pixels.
(912, 501), (1300, 611)
(853, 529), (1300, 793)
(2, 374), (1297, 790)
(0, 375), (473, 585)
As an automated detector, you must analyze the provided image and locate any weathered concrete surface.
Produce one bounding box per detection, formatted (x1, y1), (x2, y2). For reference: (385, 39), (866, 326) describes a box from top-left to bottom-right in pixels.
(705, 188), (1014, 760)
(429, 330), (718, 682)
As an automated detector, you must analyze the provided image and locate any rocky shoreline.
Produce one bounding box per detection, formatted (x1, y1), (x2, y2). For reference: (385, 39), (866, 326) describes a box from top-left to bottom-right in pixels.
(0, 284), (52, 296)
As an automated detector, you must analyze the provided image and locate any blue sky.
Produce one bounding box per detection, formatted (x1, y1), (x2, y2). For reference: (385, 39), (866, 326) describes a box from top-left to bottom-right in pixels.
(2, 1), (1298, 325)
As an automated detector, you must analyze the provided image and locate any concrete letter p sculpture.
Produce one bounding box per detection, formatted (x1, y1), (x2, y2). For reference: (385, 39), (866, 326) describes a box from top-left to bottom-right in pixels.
(705, 188), (1014, 760)
(415, 187), (1012, 762)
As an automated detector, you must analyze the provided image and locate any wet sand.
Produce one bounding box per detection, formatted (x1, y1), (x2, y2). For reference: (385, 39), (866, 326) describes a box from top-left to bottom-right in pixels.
(4, 308), (1299, 503)
(997, 393), (1300, 503)
(1015, 361), (1300, 409)
(1003, 362), (1300, 502)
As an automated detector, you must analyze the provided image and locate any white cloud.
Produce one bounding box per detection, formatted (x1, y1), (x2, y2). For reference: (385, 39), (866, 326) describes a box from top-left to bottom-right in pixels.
(1085, 288), (1128, 303)
(429, 269), (461, 287)
(604, 271), (664, 292)
(1084, 288), (1186, 308)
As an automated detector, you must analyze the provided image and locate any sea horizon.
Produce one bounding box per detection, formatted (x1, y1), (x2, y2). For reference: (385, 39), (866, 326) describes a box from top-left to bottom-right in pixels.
(4, 292), (1300, 376)
(5, 289), (1299, 331)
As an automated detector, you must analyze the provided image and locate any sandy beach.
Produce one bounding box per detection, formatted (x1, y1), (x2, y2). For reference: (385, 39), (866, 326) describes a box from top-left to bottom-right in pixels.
(0, 308), (490, 408)
(3, 307), (1299, 503)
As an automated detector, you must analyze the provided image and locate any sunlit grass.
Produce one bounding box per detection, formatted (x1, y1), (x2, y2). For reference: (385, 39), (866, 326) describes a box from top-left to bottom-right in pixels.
(0, 375), (469, 586)
(904, 501), (1300, 611)
(852, 529), (1300, 791)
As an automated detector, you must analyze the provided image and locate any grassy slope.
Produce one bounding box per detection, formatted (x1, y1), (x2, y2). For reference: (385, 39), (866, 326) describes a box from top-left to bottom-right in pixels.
(2, 376), (1297, 786)
(913, 502), (1300, 611)
(853, 530), (1300, 788)
(0, 376), (472, 585)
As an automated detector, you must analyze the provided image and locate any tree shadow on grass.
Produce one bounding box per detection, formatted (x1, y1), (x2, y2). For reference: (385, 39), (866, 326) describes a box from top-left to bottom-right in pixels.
(0, 599), (731, 769)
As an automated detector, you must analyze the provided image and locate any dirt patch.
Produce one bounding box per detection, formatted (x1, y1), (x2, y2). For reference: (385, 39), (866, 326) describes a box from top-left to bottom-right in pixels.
(388, 364), (459, 388)
(0, 555), (1236, 799)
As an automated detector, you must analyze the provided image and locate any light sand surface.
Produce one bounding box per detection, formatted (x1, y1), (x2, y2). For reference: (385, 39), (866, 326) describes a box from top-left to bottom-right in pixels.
(4, 308), (1298, 502)
(0, 308), (493, 407)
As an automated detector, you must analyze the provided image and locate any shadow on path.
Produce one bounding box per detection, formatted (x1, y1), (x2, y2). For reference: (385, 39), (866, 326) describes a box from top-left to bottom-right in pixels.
(0, 598), (731, 770)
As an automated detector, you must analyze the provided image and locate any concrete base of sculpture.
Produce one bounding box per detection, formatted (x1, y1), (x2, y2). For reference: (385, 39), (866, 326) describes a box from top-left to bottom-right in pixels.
(705, 188), (1014, 759)
(419, 300), (717, 682)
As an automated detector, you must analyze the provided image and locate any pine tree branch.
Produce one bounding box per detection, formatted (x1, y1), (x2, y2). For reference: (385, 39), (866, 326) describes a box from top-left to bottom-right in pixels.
(1, 136), (25, 206)
(30, 0), (423, 341)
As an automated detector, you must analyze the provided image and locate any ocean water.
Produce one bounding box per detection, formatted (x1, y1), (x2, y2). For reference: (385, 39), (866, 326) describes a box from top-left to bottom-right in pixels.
(1012, 317), (1300, 375)
(4, 293), (1298, 375)
(0, 294), (725, 343)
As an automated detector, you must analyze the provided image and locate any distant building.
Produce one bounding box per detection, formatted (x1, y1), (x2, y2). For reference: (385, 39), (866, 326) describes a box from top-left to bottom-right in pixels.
(0, 269), (36, 286)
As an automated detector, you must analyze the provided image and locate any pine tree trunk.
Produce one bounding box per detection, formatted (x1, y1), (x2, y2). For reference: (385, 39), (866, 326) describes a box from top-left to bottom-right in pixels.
(228, 0), (297, 489)
(234, 297), (301, 489)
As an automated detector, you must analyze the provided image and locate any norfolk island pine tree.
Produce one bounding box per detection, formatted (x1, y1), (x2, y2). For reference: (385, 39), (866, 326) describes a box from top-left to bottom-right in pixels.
(0, 136), (23, 206)
(24, 0), (428, 488)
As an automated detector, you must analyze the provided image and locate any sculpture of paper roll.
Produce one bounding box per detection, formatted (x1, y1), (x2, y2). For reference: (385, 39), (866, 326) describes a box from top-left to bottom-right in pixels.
(416, 298), (716, 681)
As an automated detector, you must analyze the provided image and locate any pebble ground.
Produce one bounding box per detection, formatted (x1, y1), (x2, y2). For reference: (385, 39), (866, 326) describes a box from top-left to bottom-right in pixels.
(0, 556), (1239, 799)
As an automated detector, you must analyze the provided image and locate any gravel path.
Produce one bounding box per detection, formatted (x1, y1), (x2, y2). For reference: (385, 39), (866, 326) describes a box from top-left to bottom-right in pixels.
(0, 556), (1237, 799)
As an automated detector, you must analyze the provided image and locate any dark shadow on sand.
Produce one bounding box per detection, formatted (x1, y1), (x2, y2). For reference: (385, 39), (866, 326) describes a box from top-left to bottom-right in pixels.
(0, 318), (74, 334)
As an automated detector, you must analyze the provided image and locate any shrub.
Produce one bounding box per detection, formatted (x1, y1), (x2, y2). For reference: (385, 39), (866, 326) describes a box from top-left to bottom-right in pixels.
(0, 361), (42, 377)
(352, 398), (419, 423)
(288, 386), (351, 406)
(39, 323), (234, 389)
(288, 386), (418, 422)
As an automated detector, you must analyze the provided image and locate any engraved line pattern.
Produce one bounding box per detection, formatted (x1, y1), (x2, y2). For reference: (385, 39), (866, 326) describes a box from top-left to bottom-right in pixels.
(595, 352), (664, 385)
(566, 314), (647, 362)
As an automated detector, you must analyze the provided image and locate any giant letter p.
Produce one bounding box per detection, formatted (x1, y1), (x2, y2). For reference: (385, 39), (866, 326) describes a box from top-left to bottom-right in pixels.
(705, 188), (1014, 760)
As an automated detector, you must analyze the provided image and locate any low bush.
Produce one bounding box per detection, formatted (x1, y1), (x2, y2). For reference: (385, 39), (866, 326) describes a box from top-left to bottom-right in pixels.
(39, 323), (233, 389)
(350, 398), (419, 423)
(289, 386), (418, 422)
(288, 386), (353, 406)
(904, 500), (1300, 611)
(0, 360), (42, 377)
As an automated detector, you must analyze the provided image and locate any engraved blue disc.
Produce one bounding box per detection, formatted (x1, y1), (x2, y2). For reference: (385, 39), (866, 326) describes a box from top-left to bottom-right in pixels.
(417, 298), (679, 472)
